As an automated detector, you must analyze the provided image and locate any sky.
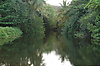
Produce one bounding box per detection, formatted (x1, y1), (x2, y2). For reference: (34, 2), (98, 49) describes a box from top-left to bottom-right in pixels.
(45, 0), (72, 6)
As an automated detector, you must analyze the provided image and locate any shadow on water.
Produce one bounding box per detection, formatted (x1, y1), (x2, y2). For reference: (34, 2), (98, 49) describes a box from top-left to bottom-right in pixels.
(0, 31), (100, 66)
(58, 34), (100, 66)
(0, 33), (45, 66)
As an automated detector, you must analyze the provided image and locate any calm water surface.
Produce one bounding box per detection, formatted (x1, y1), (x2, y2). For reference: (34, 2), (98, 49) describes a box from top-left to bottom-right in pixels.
(0, 31), (100, 66)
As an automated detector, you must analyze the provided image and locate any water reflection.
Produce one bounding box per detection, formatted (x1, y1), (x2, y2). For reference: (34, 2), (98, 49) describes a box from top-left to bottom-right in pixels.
(0, 33), (45, 66)
(57, 35), (100, 66)
(0, 31), (100, 66)
(42, 51), (72, 66)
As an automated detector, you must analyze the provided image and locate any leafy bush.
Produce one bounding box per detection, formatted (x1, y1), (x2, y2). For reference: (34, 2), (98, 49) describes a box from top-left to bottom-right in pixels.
(81, 0), (100, 41)
(0, 27), (22, 45)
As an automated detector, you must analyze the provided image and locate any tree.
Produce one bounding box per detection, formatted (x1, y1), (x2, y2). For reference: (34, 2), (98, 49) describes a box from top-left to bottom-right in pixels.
(57, 0), (90, 36)
(27, 0), (46, 10)
(0, 27), (22, 45)
(40, 5), (56, 30)
(0, 0), (45, 35)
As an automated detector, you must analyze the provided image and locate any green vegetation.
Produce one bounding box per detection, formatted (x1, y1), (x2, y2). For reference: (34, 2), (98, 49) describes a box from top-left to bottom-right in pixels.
(84, 0), (100, 41)
(56, 0), (100, 43)
(0, 27), (22, 45)
(0, 0), (45, 33)
(40, 5), (56, 30)
(0, 0), (47, 45)
(0, 32), (45, 66)
(0, 0), (100, 65)
(56, 0), (100, 61)
(57, 0), (90, 36)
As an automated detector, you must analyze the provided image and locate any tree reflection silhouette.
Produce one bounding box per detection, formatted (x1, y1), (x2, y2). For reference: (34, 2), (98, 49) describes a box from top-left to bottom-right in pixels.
(0, 33), (45, 66)
(0, 31), (100, 66)
(56, 34), (100, 66)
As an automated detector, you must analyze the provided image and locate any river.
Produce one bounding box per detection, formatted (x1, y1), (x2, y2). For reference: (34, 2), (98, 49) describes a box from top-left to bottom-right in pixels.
(0, 31), (100, 66)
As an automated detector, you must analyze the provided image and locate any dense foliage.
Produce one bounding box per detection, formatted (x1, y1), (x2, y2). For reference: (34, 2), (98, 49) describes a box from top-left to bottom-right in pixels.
(57, 0), (100, 41)
(0, 0), (100, 48)
(57, 0), (89, 35)
(40, 5), (56, 30)
(83, 0), (100, 41)
(56, 0), (100, 56)
(0, 27), (22, 45)
(0, 0), (46, 44)
(0, 0), (59, 45)
(0, 0), (100, 65)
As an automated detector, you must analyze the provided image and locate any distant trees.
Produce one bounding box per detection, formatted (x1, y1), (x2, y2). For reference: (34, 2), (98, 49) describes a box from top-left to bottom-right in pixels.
(40, 5), (56, 30)
(22, 0), (46, 10)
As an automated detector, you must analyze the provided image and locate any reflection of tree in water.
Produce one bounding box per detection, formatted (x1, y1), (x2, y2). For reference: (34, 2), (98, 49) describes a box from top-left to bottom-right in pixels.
(43, 31), (65, 53)
(43, 31), (57, 53)
(1, 31), (100, 66)
(56, 34), (100, 66)
(0, 33), (45, 66)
